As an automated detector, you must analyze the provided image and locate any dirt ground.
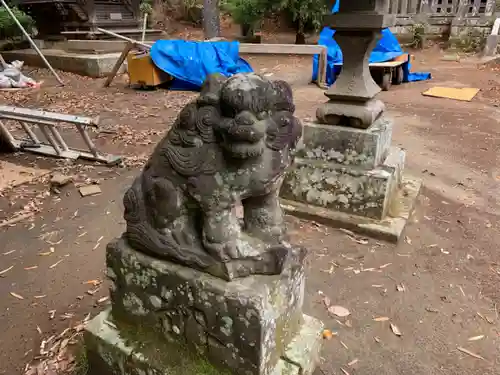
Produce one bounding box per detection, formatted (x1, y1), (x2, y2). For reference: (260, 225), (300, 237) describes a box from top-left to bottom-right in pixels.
(1, 46), (500, 375)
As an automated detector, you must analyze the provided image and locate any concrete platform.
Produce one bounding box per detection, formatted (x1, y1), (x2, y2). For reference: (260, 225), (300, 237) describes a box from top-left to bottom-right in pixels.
(281, 175), (422, 243)
(1, 49), (124, 78)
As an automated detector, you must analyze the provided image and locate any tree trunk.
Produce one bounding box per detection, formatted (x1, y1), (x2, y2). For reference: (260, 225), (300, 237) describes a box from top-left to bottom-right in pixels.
(295, 20), (305, 44)
(202, 0), (221, 39)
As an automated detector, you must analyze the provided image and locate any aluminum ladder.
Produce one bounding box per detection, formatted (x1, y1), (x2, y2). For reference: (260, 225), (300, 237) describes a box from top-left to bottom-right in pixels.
(0, 105), (121, 164)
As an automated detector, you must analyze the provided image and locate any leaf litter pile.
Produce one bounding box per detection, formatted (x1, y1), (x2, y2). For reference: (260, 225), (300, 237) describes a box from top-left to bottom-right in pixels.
(24, 314), (91, 375)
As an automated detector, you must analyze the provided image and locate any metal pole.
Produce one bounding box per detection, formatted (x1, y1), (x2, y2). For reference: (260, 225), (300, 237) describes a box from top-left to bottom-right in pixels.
(141, 13), (148, 43)
(0, 0), (64, 86)
(97, 27), (151, 49)
(0, 53), (7, 69)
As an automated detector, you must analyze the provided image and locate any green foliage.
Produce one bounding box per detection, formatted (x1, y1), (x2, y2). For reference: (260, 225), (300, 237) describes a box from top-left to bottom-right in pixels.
(140, 1), (153, 15)
(410, 23), (425, 49)
(282, 0), (328, 33)
(0, 6), (35, 39)
(222, 0), (271, 27)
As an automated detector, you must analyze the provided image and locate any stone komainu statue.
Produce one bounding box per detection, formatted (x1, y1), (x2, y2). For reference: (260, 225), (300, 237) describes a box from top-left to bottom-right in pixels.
(123, 73), (303, 280)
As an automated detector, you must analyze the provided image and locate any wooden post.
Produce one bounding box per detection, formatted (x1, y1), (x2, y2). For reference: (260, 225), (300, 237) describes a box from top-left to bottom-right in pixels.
(103, 42), (134, 88)
(141, 13), (148, 43)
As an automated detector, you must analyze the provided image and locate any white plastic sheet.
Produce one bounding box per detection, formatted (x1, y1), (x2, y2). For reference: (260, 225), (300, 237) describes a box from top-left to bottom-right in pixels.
(0, 60), (38, 89)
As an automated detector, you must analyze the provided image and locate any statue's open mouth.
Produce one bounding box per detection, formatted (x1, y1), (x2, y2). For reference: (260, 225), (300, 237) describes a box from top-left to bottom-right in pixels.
(223, 139), (265, 159)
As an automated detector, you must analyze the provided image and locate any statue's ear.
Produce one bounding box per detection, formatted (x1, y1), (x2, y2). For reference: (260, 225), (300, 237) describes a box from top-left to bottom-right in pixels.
(198, 73), (227, 107)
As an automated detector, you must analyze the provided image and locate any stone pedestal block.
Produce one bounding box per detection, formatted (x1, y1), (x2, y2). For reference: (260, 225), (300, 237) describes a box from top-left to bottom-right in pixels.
(84, 238), (323, 375)
(281, 117), (420, 242)
(297, 117), (393, 169)
(282, 146), (404, 221)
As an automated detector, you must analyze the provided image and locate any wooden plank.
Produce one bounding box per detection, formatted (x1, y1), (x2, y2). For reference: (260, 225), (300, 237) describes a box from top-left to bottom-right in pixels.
(239, 44), (325, 55)
(334, 60), (405, 68)
(422, 87), (480, 101)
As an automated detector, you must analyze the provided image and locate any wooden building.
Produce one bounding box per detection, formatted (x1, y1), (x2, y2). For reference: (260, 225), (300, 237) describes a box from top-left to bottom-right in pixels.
(17, 0), (142, 38)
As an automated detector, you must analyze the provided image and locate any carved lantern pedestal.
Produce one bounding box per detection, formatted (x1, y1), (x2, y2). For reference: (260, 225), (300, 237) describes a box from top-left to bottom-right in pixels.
(280, 1), (422, 242)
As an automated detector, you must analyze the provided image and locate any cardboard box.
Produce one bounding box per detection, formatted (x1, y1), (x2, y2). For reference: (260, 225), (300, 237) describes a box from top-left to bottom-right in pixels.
(127, 52), (171, 87)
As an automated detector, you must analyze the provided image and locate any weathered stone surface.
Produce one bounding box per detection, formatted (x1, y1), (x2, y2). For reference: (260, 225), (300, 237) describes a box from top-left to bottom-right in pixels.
(297, 118), (393, 169)
(281, 146), (404, 220)
(105, 237), (309, 375)
(316, 99), (385, 129)
(122, 73), (303, 281)
(85, 309), (323, 375)
(324, 31), (382, 102)
(281, 175), (421, 243)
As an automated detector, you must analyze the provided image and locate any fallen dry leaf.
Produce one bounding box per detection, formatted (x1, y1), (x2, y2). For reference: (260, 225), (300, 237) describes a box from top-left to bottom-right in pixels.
(390, 323), (402, 336)
(97, 296), (110, 304)
(83, 279), (102, 286)
(49, 310), (56, 320)
(10, 292), (24, 300)
(39, 247), (55, 256)
(405, 236), (412, 245)
(322, 329), (336, 340)
(425, 307), (439, 313)
(0, 265), (14, 275)
(457, 346), (485, 360)
(468, 335), (485, 341)
(373, 316), (390, 322)
(477, 312), (494, 324)
(49, 259), (64, 269)
(347, 359), (359, 366)
(87, 287), (100, 296)
(328, 305), (351, 317)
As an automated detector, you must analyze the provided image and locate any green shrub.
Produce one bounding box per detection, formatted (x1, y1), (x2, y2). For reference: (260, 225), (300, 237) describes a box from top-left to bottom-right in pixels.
(223, 0), (269, 28)
(0, 6), (35, 39)
(284, 0), (328, 35)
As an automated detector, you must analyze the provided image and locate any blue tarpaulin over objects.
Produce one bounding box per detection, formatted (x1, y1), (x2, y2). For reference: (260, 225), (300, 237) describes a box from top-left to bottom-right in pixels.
(312, 0), (431, 86)
(150, 40), (253, 91)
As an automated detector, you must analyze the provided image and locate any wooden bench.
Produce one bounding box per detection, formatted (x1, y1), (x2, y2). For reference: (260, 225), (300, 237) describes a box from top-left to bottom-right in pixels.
(334, 53), (409, 91)
(238, 43), (328, 88)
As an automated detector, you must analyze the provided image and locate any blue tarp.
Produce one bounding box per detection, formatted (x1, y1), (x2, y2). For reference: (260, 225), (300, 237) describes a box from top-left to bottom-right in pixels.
(150, 40), (253, 90)
(312, 0), (431, 86)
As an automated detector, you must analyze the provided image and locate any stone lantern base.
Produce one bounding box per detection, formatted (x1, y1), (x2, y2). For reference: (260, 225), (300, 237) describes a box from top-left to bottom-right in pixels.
(280, 117), (421, 242)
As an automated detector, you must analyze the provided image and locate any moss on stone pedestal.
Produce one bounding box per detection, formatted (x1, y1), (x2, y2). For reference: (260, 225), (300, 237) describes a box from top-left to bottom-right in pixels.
(85, 309), (233, 375)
